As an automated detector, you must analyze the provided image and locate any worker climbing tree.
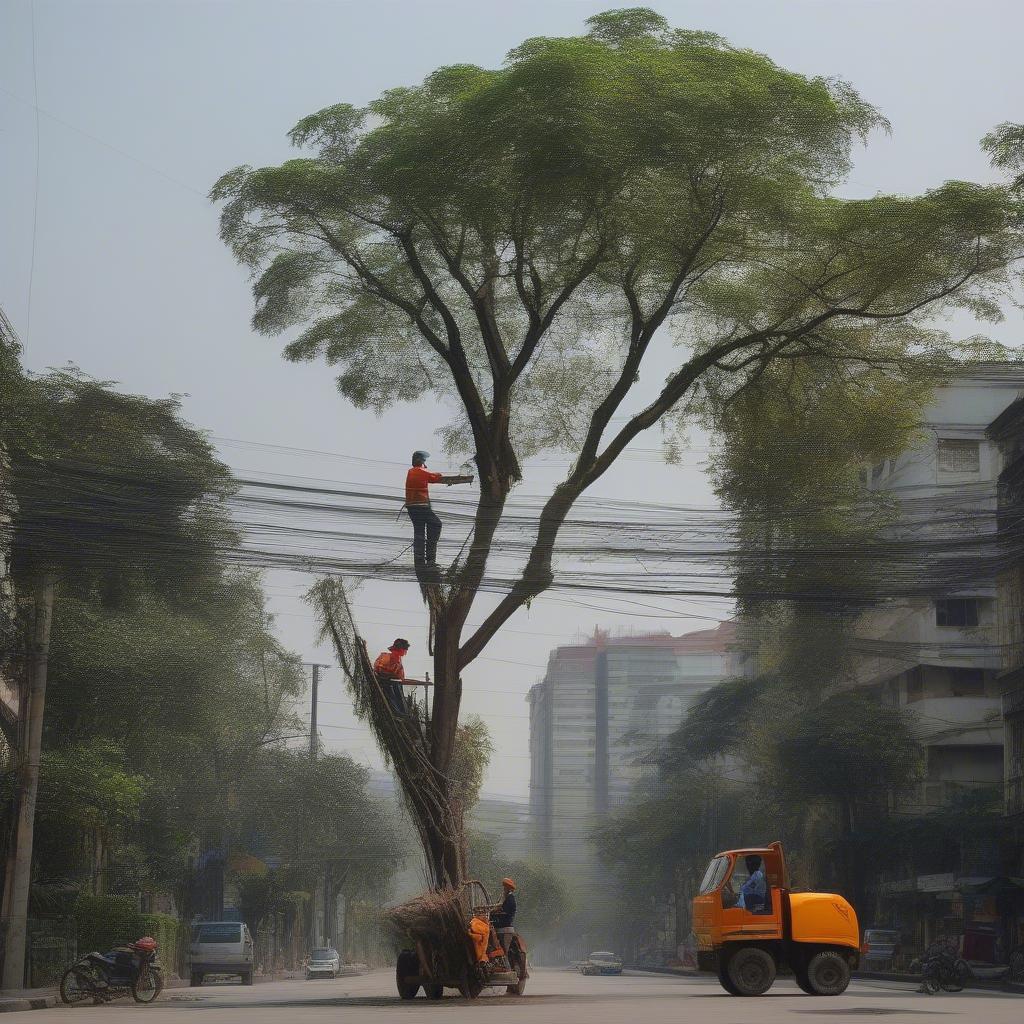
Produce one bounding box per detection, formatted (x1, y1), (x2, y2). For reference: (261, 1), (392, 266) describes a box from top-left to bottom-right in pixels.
(214, 7), (1024, 889)
(405, 450), (473, 572)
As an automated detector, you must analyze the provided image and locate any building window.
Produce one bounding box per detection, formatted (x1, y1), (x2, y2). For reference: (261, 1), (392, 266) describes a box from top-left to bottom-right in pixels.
(935, 598), (980, 628)
(906, 666), (924, 702)
(937, 439), (980, 473)
(949, 668), (985, 697)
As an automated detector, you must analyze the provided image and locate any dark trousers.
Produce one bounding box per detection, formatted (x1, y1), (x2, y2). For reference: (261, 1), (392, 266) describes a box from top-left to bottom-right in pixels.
(407, 504), (442, 565)
(383, 679), (407, 716)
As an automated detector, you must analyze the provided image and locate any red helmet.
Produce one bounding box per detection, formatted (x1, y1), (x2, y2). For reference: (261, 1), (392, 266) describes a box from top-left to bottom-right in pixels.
(134, 936), (158, 952)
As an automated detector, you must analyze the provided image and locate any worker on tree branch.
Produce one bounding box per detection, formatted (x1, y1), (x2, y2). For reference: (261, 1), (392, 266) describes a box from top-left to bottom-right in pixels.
(405, 450), (473, 569)
(372, 638), (429, 718)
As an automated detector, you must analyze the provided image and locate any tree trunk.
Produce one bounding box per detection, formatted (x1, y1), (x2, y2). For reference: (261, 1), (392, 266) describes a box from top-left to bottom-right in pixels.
(0, 572), (54, 989)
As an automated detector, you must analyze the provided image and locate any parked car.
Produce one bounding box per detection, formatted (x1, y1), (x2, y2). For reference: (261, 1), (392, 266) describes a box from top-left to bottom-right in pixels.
(862, 928), (901, 970)
(305, 948), (341, 980)
(581, 951), (623, 976)
(188, 922), (255, 986)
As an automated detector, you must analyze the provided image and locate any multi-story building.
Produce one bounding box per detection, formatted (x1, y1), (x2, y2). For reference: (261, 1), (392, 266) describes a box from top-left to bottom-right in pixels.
(527, 621), (735, 883)
(853, 366), (1024, 810)
(988, 394), (1024, 816)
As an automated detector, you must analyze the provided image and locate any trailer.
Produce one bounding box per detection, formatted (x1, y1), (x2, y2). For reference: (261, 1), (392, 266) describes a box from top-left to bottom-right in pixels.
(395, 881), (528, 999)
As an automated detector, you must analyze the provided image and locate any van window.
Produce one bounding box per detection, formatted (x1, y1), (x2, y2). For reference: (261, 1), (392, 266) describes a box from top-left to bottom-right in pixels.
(196, 923), (242, 943)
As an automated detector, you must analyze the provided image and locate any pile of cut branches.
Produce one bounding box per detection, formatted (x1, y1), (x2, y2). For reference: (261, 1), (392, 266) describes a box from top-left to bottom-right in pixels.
(384, 887), (476, 986)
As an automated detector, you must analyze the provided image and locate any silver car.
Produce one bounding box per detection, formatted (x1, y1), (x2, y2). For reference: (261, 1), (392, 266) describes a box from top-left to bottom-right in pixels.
(306, 947), (341, 980)
(189, 922), (254, 986)
(581, 951), (623, 975)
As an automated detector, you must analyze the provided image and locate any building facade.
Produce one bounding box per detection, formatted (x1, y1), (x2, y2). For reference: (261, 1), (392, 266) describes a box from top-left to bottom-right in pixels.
(988, 395), (1024, 816)
(528, 622), (736, 883)
(851, 367), (1024, 811)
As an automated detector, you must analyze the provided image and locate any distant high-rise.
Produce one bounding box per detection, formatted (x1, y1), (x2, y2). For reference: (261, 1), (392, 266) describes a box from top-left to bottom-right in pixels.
(527, 622), (736, 882)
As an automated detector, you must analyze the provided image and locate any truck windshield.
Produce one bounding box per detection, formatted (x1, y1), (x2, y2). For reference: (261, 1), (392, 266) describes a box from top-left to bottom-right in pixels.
(698, 856), (731, 894)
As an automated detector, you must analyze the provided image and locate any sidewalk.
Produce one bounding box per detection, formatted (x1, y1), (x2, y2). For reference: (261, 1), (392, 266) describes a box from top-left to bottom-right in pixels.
(0, 989), (56, 1013)
(0, 975), (193, 1013)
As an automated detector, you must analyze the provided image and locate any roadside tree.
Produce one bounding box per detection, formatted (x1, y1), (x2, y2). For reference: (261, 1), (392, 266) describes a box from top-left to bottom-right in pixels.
(214, 7), (1024, 885)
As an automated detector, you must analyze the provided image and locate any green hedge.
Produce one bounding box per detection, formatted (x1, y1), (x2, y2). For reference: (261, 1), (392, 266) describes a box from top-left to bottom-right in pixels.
(73, 896), (181, 975)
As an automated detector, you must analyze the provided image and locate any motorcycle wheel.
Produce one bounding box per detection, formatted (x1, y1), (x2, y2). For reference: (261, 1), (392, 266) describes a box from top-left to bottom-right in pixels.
(131, 967), (164, 1004)
(940, 961), (967, 994)
(920, 973), (941, 995)
(1010, 949), (1024, 985)
(59, 966), (92, 1005)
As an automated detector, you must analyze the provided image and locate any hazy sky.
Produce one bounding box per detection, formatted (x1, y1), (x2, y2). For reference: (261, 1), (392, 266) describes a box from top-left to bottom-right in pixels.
(2, 0), (1022, 799)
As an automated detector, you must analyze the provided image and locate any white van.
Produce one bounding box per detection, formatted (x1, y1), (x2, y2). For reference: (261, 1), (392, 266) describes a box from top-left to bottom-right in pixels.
(189, 922), (255, 986)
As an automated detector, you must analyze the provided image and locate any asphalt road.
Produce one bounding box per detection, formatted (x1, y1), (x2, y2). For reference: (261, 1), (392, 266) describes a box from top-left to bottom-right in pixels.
(37, 968), (1024, 1022)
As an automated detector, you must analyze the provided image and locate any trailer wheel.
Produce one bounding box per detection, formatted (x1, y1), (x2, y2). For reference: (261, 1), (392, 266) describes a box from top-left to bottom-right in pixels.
(805, 950), (850, 996)
(396, 950), (420, 1000)
(726, 947), (776, 996)
(507, 943), (528, 996)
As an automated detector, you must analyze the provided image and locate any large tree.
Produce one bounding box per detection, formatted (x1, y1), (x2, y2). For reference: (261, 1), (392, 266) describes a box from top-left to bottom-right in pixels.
(214, 8), (1023, 885)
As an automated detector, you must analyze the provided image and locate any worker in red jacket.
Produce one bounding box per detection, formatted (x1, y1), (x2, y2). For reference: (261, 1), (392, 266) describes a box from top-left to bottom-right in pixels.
(406, 450), (472, 568)
(372, 638), (430, 717)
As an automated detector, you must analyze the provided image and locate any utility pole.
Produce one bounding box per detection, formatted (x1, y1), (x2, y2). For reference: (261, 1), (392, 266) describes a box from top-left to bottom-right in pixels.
(303, 663), (329, 761)
(1, 572), (55, 989)
(302, 661), (329, 947)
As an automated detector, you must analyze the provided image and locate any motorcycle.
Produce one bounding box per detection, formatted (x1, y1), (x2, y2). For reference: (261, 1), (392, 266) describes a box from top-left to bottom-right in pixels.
(915, 938), (969, 994)
(59, 935), (163, 1005)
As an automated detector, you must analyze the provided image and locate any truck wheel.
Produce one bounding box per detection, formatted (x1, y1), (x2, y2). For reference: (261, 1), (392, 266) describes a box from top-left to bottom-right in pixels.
(425, 983), (444, 1000)
(717, 962), (741, 995)
(806, 951), (851, 996)
(396, 950), (420, 1000)
(793, 967), (815, 994)
(726, 947), (776, 996)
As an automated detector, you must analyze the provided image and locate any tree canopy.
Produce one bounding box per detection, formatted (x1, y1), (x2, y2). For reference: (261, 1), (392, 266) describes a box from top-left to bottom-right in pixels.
(216, 5), (1024, 883)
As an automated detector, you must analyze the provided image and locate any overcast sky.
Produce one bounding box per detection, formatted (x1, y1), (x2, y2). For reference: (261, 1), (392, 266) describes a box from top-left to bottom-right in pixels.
(2, 0), (1022, 799)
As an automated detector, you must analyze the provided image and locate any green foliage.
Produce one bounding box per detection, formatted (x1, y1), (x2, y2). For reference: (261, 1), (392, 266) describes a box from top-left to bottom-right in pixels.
(73, 894), (139, 955)
(232, 749), (405, 902)
(983, 121), (1024, 190)
(72, 895), (180, 972)
(467, 831), (574, 937)
(450, 716), (493, 811)
(773, 690), (923, 806)
(5, 369), (232, 585)
(213, 8), (1021, 461)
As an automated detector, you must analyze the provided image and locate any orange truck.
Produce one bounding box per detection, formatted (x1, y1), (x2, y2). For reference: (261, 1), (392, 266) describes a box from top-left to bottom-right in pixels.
(692, 841), (860, 996)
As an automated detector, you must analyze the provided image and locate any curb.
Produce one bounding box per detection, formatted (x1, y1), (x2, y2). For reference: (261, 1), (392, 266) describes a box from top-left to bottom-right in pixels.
(0, 997), (57, 1013)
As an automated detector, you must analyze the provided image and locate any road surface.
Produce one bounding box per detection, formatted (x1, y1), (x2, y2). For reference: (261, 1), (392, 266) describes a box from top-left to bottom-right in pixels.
(38, 968), (1024, 1022)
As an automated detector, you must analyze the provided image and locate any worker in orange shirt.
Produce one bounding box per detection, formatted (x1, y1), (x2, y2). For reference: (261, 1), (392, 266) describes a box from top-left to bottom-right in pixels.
(372, 638), (431, 717)
(406, 450), (473, 568)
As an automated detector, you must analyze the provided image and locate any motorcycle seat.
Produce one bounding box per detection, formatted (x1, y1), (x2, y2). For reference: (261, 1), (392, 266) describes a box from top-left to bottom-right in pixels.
(87, 952), (119, 967)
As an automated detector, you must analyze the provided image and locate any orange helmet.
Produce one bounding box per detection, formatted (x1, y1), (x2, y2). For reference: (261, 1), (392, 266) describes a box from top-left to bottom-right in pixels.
(134, 936), (158, 952)
(502, 877), (516, 890)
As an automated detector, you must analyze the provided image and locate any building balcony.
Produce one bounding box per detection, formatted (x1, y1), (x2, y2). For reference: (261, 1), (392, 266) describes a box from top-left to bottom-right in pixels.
(907, 697), (1002, 746)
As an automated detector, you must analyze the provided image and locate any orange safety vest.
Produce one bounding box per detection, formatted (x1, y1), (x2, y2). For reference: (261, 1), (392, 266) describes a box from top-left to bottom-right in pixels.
(373, 650), (405, 681)
(406, 466), (444, 506)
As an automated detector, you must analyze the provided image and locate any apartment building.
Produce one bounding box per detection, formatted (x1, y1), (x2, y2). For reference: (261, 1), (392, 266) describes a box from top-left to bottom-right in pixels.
(528, 621), (735, 883)
(853, 366), (1024, 810)
(987, 394), (1024, 816)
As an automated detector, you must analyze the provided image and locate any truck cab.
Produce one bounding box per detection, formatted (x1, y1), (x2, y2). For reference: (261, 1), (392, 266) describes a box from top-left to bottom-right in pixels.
(692, 841), (859, 996)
